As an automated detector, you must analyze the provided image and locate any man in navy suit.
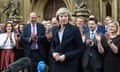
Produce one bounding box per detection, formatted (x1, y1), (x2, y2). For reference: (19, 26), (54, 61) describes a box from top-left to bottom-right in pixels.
(21, 12), (48, 72)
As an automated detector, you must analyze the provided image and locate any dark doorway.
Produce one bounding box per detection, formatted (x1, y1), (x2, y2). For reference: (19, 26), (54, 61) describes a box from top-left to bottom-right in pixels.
(106, 2), (112, 16)
(44, 0), (66, 20)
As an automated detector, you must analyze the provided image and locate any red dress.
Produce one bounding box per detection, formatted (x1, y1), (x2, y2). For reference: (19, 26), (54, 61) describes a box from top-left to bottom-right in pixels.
(0, 33), (16, 71)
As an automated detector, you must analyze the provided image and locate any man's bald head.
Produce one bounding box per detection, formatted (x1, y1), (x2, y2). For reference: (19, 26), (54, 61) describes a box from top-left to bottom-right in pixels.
(29, 12), (37, 24)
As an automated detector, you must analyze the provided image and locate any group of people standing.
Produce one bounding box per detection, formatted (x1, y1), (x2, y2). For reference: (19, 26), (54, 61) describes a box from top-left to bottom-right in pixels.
(0, 7), (120, 72)
(0, 21), (25, 71)
(75, 12), (120, 72)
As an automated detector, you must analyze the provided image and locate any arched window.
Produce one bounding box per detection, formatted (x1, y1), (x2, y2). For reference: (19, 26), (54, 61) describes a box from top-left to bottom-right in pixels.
(106, 2), (112, 16)
(44, 0), (66, 20)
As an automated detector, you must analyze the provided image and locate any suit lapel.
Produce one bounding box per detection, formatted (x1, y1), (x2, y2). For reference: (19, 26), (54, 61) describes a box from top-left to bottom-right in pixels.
(55, 24), (70, 44)
(86, 32), (90, 40)
(94, 31), (100, 44)
(28, 24), (31, 35)
(62, 23), (70, 43)
(36, 23), (39, 35)
(54, 26), (60, 44)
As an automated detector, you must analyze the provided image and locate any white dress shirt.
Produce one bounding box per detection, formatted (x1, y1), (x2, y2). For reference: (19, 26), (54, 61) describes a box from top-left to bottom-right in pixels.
(31, 23), (37, 34)
(0, 32), (16, 49)
(58, 31), (63, 43)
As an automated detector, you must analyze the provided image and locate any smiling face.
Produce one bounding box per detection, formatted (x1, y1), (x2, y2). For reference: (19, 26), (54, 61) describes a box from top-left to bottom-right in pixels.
(29, 12), (37, 24)
(88, 20), (97, 31)
(5, 23), (13, 33)
(104, 16), (113, 25)
(76, 18), (85, 28)
(107, 22), (117, 34)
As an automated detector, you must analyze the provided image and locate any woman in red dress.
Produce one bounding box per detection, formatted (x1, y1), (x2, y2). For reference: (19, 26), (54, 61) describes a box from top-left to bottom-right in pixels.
(0, 22), (17, 71)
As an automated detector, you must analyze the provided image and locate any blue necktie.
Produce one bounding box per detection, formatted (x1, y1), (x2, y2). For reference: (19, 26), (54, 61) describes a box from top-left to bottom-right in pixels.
(90, 32), (94, 40)
(89, 32), (94, 56)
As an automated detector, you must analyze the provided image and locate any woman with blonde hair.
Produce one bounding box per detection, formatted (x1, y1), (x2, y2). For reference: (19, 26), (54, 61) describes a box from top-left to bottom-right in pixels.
(50, 7), (83, 72)
(95, 21), (120, 72)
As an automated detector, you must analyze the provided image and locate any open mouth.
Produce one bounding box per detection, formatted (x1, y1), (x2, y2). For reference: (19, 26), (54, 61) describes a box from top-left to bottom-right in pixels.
(7, 29), (11, 31)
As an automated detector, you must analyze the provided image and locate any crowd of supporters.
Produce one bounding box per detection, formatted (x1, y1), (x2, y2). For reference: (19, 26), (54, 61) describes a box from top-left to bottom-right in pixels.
(0, 7), (120, 72)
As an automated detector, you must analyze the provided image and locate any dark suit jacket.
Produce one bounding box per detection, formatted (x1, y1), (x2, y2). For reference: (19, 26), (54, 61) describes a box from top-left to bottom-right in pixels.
(97, 25), (106, 34)
(21, 23), (48, 61)
(50, 23), (83, 72)
(82, 30), (103, 69)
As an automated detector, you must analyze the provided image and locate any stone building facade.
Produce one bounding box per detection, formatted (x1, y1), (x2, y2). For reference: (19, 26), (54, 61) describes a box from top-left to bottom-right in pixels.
(0, 0), (119, 24)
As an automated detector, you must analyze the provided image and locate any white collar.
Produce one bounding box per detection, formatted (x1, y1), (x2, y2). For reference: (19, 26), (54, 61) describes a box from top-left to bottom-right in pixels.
(90, 27), (97, 34)
(31, 23), (37, 26)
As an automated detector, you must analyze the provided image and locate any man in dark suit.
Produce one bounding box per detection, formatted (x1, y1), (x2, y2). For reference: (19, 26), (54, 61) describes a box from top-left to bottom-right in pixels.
(21, 12), (48, 72)
(82, 18), (103, 72)
(95, 25), (106, 34)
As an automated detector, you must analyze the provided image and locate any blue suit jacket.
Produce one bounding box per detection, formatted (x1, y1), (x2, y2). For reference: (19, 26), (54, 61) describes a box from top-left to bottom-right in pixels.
(21, 23), (48, 61)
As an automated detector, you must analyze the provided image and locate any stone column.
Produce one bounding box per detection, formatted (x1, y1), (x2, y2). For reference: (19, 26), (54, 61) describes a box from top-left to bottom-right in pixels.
(100, 0), (103, 22)
(22, 0), (31, 23)
(113, 0), (117, 20)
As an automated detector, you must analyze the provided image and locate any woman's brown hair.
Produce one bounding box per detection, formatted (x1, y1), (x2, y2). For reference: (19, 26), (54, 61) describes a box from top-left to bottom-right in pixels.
(4, 22), (14, 32)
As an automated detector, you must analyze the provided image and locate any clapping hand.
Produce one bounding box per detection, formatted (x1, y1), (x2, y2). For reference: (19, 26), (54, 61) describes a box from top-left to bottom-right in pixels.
(95, 33), (101, 42)
(30, 34), (37, 39)
(104, 32), (112, 40)
(86, 39), (93, 45)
